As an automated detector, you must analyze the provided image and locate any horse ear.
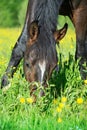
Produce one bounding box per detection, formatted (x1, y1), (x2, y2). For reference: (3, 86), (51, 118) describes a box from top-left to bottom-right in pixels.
(29, 21), (39, 41)
(54, 23), (68, 43)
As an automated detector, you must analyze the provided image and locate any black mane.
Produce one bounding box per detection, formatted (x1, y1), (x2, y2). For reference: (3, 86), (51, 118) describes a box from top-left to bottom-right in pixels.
(34, 0), (63, 32)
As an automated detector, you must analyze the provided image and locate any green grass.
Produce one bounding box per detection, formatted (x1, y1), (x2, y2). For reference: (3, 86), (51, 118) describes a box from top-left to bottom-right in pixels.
(0, 27), (87, 130)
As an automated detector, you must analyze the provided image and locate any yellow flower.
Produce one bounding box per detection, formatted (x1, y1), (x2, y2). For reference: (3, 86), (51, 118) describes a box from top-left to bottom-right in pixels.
(57, 118), (62, 123)
(56, 107), (62, 113)
(77, 98), (83, 104)
(20, 97), (25, 104)
(26, 97), (34, 104)
(53, 99), (58, 104)
(84, 80), (87, 84)
(59, 103), (64, 108)
(61, 97), (67, 103)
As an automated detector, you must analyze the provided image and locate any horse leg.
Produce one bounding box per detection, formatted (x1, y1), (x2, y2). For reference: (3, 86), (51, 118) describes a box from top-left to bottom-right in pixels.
(72, 6), (87, 79)
(1, 0), (40, 89)
(1, 26), (28, 89)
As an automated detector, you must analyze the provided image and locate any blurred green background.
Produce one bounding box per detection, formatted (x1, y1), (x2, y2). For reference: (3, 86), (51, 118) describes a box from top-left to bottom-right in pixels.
(0, 0), (28, 27)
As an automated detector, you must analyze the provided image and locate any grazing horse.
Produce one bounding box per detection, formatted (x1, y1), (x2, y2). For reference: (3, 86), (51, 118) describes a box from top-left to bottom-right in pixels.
(24, 21), (67, 96)
(1, 0), (87, 94)
(1, 0), (67, 95)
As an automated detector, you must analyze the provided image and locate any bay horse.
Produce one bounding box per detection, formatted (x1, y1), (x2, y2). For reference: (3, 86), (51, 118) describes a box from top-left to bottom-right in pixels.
(1, 0), (87, 96)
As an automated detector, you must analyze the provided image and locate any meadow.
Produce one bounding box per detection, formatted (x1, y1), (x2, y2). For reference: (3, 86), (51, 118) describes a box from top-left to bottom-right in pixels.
(0, 25), (87, 130)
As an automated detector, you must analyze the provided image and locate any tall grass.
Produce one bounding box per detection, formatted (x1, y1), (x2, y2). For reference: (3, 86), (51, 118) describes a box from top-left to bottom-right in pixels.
(0, 27), (87, 130)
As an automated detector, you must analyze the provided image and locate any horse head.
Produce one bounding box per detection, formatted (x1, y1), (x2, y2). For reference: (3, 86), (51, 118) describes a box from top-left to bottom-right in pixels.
(24, 21), (68, 98)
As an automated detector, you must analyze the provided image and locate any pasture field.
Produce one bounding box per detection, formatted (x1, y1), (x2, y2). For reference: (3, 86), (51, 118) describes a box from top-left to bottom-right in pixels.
(0, 27), (87, 130)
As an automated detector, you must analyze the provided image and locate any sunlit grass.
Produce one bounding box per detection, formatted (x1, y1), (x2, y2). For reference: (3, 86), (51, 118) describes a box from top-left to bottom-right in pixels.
(0, 28), (87, 130)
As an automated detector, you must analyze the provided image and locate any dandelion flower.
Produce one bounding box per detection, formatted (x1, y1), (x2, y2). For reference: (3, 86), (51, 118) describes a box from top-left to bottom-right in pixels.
(84, 80), (87, 84)
(56, 107), (62, 113)
(77, 98), (83, 104)
(59, 103), (64, 108)
(20, 97), (25, 104)
(61, 97), (67, 103)
(57, 118), (62, 123)
(26, 97), (34, 104)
